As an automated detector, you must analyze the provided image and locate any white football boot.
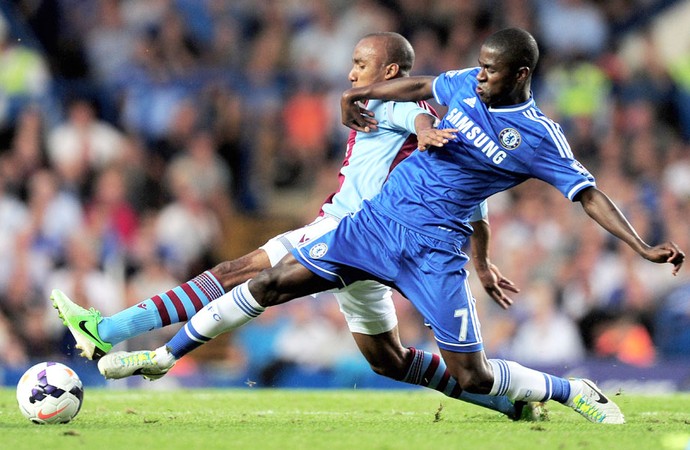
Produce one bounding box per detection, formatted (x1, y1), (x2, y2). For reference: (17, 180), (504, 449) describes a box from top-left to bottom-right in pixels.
(98, 346), (176, 381)
(567, 378), (625, 424)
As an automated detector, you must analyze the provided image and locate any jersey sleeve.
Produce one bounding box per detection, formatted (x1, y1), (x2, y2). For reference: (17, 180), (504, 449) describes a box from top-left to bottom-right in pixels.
(469, 200), (488, 221)
(385, 101), (435, 134)
(530, 138), (596, 201)
(432, 68), (477, 106)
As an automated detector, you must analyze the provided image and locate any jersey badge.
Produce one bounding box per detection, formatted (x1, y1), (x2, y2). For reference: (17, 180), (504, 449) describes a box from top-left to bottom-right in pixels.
(309, 243), (328, 259)
(498, 128), (521, 150)
(463, 97), (477, 108)
(570, 160), (591, 176)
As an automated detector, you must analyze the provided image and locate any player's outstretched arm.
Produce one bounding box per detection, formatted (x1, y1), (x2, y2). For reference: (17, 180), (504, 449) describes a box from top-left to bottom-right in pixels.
(577, 186), (685, 275)
(342, 76), (435, 132)
(470, 218), (520, 309)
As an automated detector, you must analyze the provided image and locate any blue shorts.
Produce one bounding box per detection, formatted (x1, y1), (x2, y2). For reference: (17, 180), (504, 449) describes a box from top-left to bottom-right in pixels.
(292, 202), (483, 353)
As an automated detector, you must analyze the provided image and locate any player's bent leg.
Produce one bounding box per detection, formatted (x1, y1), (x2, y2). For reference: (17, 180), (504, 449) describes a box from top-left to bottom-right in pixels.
(51, 289), (112, 360)
(460, 356), (625, 425)
(352, 329), (542, 421)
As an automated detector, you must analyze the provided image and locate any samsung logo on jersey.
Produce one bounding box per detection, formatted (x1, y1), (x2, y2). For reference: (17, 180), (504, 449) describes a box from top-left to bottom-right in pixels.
(446, 108), (507, 164)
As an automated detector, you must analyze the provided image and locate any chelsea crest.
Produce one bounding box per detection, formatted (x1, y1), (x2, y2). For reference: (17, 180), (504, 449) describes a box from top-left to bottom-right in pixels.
(498, 128), (521, 150)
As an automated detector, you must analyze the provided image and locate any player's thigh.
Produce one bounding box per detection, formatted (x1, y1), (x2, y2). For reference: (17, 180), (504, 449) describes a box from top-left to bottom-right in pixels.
(260, 215), (339, 266)
(396, 236), (482, 353)
(334, 280), (398, 335)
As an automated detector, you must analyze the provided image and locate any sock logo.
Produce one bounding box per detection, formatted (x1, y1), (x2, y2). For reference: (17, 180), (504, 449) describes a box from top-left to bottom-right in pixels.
(137, 303), (148, 310)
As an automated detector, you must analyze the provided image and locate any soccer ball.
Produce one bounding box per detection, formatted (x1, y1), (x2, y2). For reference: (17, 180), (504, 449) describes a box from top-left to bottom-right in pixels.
(16, 362), (84, 424)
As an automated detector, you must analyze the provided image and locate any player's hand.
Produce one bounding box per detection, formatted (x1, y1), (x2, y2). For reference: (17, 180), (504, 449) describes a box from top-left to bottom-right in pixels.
(642, 241), (685, 275)
(476, 263), (520, 309)
(417, 128), (458, 151)
(342, 99), (378, 132)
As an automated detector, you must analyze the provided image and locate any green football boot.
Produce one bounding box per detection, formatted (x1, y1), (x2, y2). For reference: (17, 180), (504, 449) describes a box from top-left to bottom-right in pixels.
(51, 289), (112, 360)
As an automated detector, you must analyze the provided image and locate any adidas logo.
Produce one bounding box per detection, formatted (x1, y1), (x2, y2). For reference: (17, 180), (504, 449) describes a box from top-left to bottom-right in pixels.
(463, 97), (477, 108)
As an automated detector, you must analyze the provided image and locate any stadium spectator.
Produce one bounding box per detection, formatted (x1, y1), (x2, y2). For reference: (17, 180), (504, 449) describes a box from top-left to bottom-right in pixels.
(0, 12), (52, 145)
(46, 97), (125, 190)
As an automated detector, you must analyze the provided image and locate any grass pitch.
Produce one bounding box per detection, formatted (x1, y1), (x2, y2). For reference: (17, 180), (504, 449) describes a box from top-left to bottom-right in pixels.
(2, 388), (690, 450)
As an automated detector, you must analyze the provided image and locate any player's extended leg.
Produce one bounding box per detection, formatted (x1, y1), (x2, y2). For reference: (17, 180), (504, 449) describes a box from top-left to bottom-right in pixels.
(51, 249), (271, 360)
(97, 255), (336, 379)
(351, 328), (539, 420)
(439, 349), (625, 424)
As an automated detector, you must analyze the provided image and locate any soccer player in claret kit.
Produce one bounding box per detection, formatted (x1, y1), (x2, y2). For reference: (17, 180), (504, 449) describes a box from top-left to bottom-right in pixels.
(53, 32), (540, 421)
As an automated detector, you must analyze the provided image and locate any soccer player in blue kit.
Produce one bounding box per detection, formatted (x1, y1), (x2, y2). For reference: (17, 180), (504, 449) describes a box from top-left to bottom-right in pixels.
(168, 27), (683, 424)
(53, 32), (541, 420)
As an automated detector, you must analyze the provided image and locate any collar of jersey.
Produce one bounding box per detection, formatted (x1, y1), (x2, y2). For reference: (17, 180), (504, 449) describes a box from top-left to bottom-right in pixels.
(487, 95), (535, 113)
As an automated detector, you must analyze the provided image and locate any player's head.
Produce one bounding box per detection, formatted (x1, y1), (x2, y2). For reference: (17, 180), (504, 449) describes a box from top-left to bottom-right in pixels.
(475, 28), (539, 107)
(348, 32), (415, 88)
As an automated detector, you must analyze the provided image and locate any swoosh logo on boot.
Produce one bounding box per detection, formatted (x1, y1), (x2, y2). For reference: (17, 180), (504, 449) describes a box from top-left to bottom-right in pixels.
(78, 320), (107, 346)
(584, 381), (608, 404)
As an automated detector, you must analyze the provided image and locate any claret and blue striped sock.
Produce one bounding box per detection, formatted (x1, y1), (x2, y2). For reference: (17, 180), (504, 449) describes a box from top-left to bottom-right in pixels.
(97, 271), (225, 345)
(402, 348), (517, 417)
(166, 281), (265, 359)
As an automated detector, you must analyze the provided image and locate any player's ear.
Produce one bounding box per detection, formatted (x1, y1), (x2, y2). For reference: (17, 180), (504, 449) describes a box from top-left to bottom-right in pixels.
(516, 66), (530, 82)
(384, 63), (400, 79)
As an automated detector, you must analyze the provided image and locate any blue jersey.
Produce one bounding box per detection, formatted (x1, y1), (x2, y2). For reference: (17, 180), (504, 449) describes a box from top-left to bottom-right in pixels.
(369, 67), (596, 245)
(292, 68), (597, 352)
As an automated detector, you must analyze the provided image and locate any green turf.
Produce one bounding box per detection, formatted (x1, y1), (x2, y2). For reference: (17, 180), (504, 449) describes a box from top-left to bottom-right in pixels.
(2, 388), (690, 450)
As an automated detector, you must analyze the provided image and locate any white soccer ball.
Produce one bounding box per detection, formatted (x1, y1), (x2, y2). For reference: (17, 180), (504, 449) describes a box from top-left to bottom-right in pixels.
(16, 361), (84, 424)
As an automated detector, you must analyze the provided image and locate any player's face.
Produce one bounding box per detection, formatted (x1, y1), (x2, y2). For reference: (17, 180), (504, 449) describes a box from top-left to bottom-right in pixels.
(475, 45), (519, 107)
(348, 38), (390, 88)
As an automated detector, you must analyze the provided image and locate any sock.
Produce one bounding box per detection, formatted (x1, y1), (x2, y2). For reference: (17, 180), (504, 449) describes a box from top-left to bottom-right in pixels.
(402, 348), (517, 418)
(167, 281), (264, 359)
(488, 359), (571, 403)
(98, 271), (224, 345)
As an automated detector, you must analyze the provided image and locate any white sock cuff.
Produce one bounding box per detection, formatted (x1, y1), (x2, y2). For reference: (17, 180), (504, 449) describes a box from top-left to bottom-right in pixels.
(488, 359), (508, 396)
(238, 281), (265, 316)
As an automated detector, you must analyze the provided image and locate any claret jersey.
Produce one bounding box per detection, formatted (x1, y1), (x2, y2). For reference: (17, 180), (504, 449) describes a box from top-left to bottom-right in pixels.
(320, 98), (435, 220)
(369, 67), (596, 244)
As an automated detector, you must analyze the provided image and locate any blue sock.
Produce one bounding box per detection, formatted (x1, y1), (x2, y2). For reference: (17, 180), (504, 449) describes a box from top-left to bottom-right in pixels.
(98, 271), (224, 345)
(544, 374), (571, 403)
(166, 321), (212, 359)
(402, 348), (517, 418)
(166, 282), (264, 359)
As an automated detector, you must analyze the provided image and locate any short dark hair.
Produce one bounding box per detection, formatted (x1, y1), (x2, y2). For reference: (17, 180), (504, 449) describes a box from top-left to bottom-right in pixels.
(484, 28), (539, 73)
(362, 32), (415, 75)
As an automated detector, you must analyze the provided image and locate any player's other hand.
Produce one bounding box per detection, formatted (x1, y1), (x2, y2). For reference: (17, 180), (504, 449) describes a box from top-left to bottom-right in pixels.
(476, 263), (520, 309)
(342, 97), (378, 132)
(417, 128), (458, 151)
(642, 241), (685, 275)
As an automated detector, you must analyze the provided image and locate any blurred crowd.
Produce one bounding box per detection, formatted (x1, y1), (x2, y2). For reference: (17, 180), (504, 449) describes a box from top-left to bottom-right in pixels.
(0, 0), (689, 387)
